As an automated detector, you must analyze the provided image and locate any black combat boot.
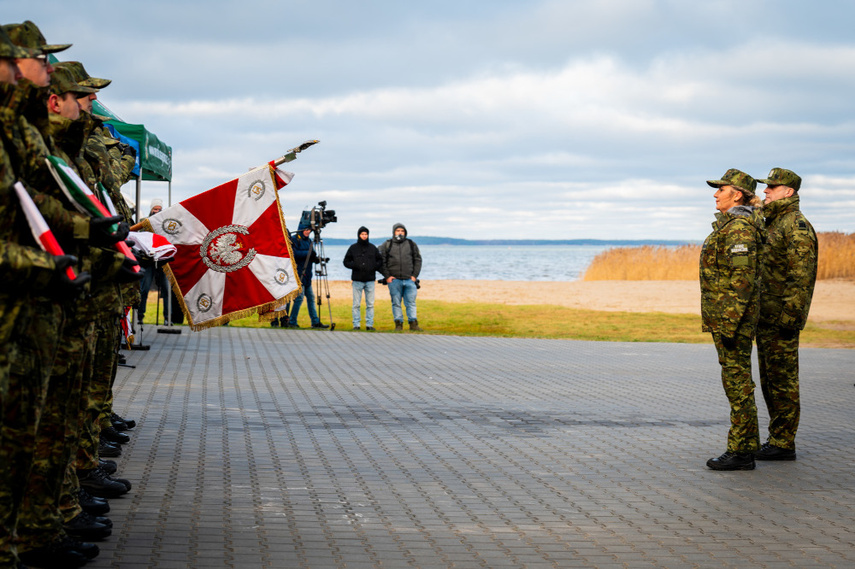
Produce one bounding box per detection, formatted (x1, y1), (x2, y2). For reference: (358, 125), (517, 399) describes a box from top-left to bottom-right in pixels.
(754, 442), (796, 461)
(78, 467), (129, 498)
(706, 451), (755, 471)
(112, 413), (136, 429)
(99, 439), (122, 457)
(98, 458), (117, 474)
(101, 425), (130, 444)
(78, 488), (110, 515)
(63, 511), (112, 541)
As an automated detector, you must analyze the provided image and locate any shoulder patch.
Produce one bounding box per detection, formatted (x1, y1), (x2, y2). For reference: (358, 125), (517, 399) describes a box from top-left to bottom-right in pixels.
(798, 219), (807, 230)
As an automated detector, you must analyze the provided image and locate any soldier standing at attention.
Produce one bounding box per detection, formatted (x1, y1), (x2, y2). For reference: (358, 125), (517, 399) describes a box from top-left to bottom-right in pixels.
(700, 169), (764, 471)
(753, 168), (818, 461)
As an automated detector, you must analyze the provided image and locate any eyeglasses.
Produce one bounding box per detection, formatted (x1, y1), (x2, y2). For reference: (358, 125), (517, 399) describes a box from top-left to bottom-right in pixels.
(34, 54), (49, 65)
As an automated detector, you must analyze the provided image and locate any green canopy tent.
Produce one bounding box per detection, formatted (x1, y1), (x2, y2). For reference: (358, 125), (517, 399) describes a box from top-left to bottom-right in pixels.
(95, 100), (173, 222)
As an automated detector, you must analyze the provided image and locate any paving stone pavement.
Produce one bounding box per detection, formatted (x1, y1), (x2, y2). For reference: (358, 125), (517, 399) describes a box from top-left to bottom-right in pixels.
(99, 327), (854, 568)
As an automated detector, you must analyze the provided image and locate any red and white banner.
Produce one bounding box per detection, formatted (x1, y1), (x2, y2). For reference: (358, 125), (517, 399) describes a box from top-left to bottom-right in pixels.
(145, 163), (300, 330)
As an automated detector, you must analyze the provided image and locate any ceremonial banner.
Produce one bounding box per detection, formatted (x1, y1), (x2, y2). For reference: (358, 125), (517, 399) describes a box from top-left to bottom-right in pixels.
(144, 163), (300, 330)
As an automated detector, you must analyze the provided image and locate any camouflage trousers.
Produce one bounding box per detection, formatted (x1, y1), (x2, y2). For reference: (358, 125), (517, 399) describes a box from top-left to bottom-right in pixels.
(76, 313), (121, 472)
(756, 324), (801, 449)
(713, 332), (760, 454)
(0, 299), (63, 565)
(96, 316), (122, 432)
(58, 313), (121, 523)
(16, 311), (94, 552)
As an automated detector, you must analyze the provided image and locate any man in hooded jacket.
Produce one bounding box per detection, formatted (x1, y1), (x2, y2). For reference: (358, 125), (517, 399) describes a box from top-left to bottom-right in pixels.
(343, 226), (383, 330)
(379, 223), (422, 331)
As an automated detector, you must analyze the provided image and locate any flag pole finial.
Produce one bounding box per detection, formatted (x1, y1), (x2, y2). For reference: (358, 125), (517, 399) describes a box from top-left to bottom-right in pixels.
(273, 140), (319, 166)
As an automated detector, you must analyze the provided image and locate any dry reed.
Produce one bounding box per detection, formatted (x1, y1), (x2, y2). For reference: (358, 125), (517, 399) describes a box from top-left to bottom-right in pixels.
(582, 232), (855, 281)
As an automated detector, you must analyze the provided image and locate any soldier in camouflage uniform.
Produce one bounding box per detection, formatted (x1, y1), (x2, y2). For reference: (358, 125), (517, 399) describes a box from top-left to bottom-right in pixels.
(0, 23), (97, 569)
(52, 61), (137, 537)
(4, 21), (133, 567)
(700, 169), (764, 471)
(753, 168), (818, 461)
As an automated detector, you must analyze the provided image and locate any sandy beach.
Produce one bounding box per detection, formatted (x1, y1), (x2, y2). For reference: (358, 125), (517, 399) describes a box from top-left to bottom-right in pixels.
(326, 279), (855, 324)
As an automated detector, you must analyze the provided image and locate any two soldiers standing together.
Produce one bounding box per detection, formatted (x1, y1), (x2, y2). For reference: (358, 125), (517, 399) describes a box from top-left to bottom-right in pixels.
(701, 167), (818, 471)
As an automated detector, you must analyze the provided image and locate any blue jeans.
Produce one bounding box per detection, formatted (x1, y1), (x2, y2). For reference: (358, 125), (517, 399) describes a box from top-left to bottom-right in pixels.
(138, 265), (167, 323)
(288, 282), (319, 326)
(387, 278), (418, 322)
(352, 281), (375, 327)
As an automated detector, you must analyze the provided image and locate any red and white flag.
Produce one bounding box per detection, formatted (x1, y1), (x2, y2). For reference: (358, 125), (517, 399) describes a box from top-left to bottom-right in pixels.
(13, 182), (78, 281)
(144, 163), (300, 330)
(127, 232), (177, 262)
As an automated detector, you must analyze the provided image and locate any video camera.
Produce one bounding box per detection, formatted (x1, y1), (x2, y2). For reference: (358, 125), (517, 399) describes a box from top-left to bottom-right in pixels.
(300, 200), (337, 232)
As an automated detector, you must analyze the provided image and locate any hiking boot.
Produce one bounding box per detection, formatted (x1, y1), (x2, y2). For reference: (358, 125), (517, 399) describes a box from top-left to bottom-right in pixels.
(409, 319), (422, 331)
(353, 326), (360, 330)
(754, 442), (796, 461)
(366, 326), (375, 331)
(394, 320), (403, 331)
(706, 451), (755, 471)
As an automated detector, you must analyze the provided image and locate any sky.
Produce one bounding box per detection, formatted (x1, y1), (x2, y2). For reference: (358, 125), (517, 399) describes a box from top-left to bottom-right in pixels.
(6, 0), (855, 241)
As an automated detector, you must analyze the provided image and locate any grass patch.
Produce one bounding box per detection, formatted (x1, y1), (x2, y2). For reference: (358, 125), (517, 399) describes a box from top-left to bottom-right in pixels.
(139, 294), (854, 347)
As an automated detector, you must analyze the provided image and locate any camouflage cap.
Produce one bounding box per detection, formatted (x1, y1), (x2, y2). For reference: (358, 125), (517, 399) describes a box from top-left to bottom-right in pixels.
(0, 25), (32, 59)
(3, 21), (71, 55)
(706, 168), (757, 196)
(50, 65), (96, 96)
(64, 60), (111, 89)
(756, 167), (801, 191)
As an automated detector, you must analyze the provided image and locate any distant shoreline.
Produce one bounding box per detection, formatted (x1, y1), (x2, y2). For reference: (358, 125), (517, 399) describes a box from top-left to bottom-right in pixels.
(317, 236), (697, 246)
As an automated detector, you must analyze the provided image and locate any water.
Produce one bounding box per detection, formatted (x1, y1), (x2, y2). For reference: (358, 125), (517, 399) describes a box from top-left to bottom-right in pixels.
(314, 244), (613, 282)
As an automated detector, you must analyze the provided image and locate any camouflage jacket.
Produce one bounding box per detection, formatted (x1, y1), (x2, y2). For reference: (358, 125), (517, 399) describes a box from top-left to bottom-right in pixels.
(11, 80), (90, 247)
(700, 205), (763, 338)
(758, 195), (817, 329)
(0, 81), (60, 294)
(82, 117), (140, 309)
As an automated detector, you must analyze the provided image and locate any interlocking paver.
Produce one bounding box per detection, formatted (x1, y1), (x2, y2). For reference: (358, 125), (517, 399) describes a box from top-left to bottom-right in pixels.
(94, 328), (855, 568)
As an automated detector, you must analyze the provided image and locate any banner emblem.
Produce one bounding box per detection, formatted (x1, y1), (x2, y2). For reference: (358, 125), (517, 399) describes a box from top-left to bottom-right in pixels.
(200, 225), (257, 273)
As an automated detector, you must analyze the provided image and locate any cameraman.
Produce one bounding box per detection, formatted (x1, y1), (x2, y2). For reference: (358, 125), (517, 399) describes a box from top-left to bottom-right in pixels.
(286, 223), (328, 329)
(380, 223), (422, 331)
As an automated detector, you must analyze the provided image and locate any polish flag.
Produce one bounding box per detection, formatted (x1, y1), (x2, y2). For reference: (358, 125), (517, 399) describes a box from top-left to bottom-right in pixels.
(44, 156), (140, 273)
(13, 182), (77, 280)
(145, 163), (301, 330)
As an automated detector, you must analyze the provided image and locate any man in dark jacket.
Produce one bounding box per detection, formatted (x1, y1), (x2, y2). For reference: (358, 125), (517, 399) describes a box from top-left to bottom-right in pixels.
(286, 224), (328, 329)
(380, 222), (422, 331)
(343, 226), (383, 330)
